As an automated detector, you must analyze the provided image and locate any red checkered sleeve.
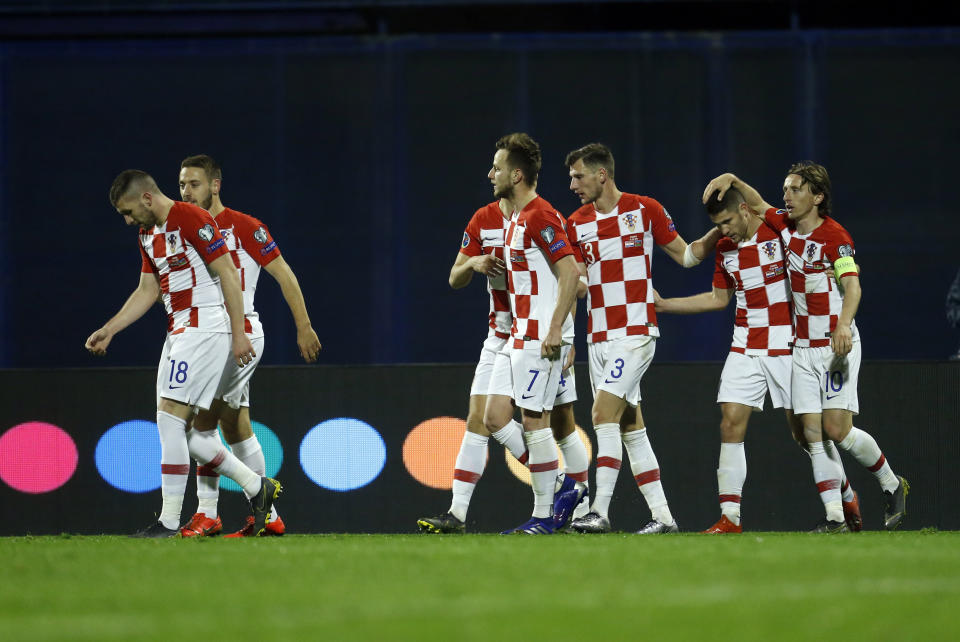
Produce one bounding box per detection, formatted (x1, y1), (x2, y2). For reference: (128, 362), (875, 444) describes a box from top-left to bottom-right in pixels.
(230, 211), (281, 267)
(712, 238), (736, 289)
(460, 208), (486, 258)
(139, 236), (156, 274)
(524, 209), (574, 263)
(170, 204), (229, 264)
(645, 198), (679, 246)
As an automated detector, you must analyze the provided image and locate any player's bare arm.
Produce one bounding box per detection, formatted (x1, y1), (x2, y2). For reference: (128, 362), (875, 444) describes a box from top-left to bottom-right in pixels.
(703, 173), (774, 214)
(832, 274), (861, 356)
(85, 272), (161, 355)
(449, 252), (505, 289)
(543, 254), (579, 359)
(208, 253), (256, 367)
(576, 262), (588, 299)
(654, 286), (733, 314)
(660, 228), (723, 267)
(263, 256), (322, 363)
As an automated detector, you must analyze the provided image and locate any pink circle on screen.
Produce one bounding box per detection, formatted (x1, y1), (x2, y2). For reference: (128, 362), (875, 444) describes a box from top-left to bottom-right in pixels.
(0, 422), (78, 493)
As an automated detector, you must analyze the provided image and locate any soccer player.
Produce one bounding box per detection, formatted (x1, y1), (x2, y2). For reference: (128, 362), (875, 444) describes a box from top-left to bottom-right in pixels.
(487, 132), (584, 535)
(655, 186), (862, 533)
(416, 195), (588, 534)
(703, 164), (909, 531)
(176, 155), (321, 538)
(564, 143), (720, 534)
(85, 170), (281, 537)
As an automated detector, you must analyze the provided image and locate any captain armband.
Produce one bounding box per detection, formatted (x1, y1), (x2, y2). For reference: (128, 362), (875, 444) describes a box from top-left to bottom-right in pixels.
(833, 256), (857, 280)
(682, 244), (702, 268)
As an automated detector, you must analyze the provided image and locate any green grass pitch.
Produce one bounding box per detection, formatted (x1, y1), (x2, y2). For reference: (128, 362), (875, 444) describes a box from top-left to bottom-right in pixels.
(2, 531), (958, 641)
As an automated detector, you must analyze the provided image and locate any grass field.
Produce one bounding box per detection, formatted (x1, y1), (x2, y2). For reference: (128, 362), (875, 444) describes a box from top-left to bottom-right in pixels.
(2, 531), (958, 641)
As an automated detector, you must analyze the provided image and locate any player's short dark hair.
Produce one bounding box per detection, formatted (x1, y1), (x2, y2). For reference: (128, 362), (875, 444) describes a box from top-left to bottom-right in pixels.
(705, 187), (745, 216)
(496, 133), (541, 187)
(181, 154), (222, 181)
(109, 170), (158, 208)
(565, 143), (615, 179)
(787, 161), (832, 216)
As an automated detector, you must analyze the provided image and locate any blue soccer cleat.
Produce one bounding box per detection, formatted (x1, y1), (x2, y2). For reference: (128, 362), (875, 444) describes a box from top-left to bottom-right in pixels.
(502, 516), (557, 535)
(552, 476), (587, 529)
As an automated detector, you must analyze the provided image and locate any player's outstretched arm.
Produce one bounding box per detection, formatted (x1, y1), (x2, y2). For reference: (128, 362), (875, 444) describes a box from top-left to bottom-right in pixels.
(655, 286), (732, 315)
(208, 253), (255, 367)
(264, 256), (322, 363)
(660, 227), (723, 268)
(702, 173), (774, 215)
(85, 273), (161, 355)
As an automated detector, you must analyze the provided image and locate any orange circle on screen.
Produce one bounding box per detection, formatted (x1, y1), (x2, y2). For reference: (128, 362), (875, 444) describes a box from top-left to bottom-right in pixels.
(403, 417), (479, 490)
(506, 425), (592, 486)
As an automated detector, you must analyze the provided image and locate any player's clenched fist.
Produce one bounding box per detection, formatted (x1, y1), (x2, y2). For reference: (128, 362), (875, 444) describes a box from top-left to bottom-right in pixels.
(85, 328), (113, 355)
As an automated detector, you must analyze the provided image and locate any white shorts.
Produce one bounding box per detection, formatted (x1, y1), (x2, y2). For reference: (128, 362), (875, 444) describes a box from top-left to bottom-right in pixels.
(487, 343), (514, 398)
(717, 352), (792, 410)
(215, 334), (265, 410)
(469, 335), (508, 397)
(156, 331), (232, 411)
(588, 336), (656, 407)
(554, 346), (577, 406)
(510, 346), (565, 412)
(791, 343), (861, 415)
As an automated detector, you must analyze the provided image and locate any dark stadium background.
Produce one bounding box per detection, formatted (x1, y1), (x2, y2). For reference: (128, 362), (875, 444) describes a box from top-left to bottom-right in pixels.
(0, 0), (957, 533)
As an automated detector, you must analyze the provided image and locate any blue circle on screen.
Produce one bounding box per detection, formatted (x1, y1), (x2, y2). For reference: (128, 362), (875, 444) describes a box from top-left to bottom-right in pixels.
(300, 418), (386, 491)
(219, 421), (283, 493)
(95, 420), (161, 493)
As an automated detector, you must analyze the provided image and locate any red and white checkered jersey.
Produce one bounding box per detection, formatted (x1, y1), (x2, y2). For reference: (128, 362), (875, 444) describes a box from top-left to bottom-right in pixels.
(764, 208), (859, 348)
(215, 207), (282, 337)
(713, 223), (793, 356)
(505, 196), (576, 350)
(138, 202), (231, 335)
(568, 193), (678, 343)
(459, 201), (512, 340)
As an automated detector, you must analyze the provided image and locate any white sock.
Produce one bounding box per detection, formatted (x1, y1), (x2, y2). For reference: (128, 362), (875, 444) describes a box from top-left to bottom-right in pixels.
(190, 429), (221, 518)
(824, 440), (855, 502)
(229, 434), (279, 520)
(717, 442), (746, 525)
(525, 428), (559, 518)
(622, 428), (673, 525)
(157, 411), (189, 530)
(557, 431), (589, 484)
(809, 441), (844, 522)
(187, 429), (261, 499)
(591, 423), (622, 518)
(490, 419), (528, 465)
(839, 427), (899, 492)
(449, 431), (488, 522)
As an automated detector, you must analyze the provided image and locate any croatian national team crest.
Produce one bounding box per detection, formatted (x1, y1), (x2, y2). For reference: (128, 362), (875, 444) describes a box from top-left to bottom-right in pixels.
(540, 227), (555, 244)
(805, 242), (818, 261)
(198, 224), (215, 242)
(623, 212), (638, 232)
(761, 241), (777, 260)
(254, 227), (268, 244)
(167, 233), (179, 254)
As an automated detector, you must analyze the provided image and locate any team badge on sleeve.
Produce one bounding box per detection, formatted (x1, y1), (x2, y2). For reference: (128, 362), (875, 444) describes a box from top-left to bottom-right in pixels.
(254, 227), (268, 243)
(540, 227), (555, 244)
(462, 232), (470, 248)
(198, 224), (215, 241)
(837, 244), (854, 257)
